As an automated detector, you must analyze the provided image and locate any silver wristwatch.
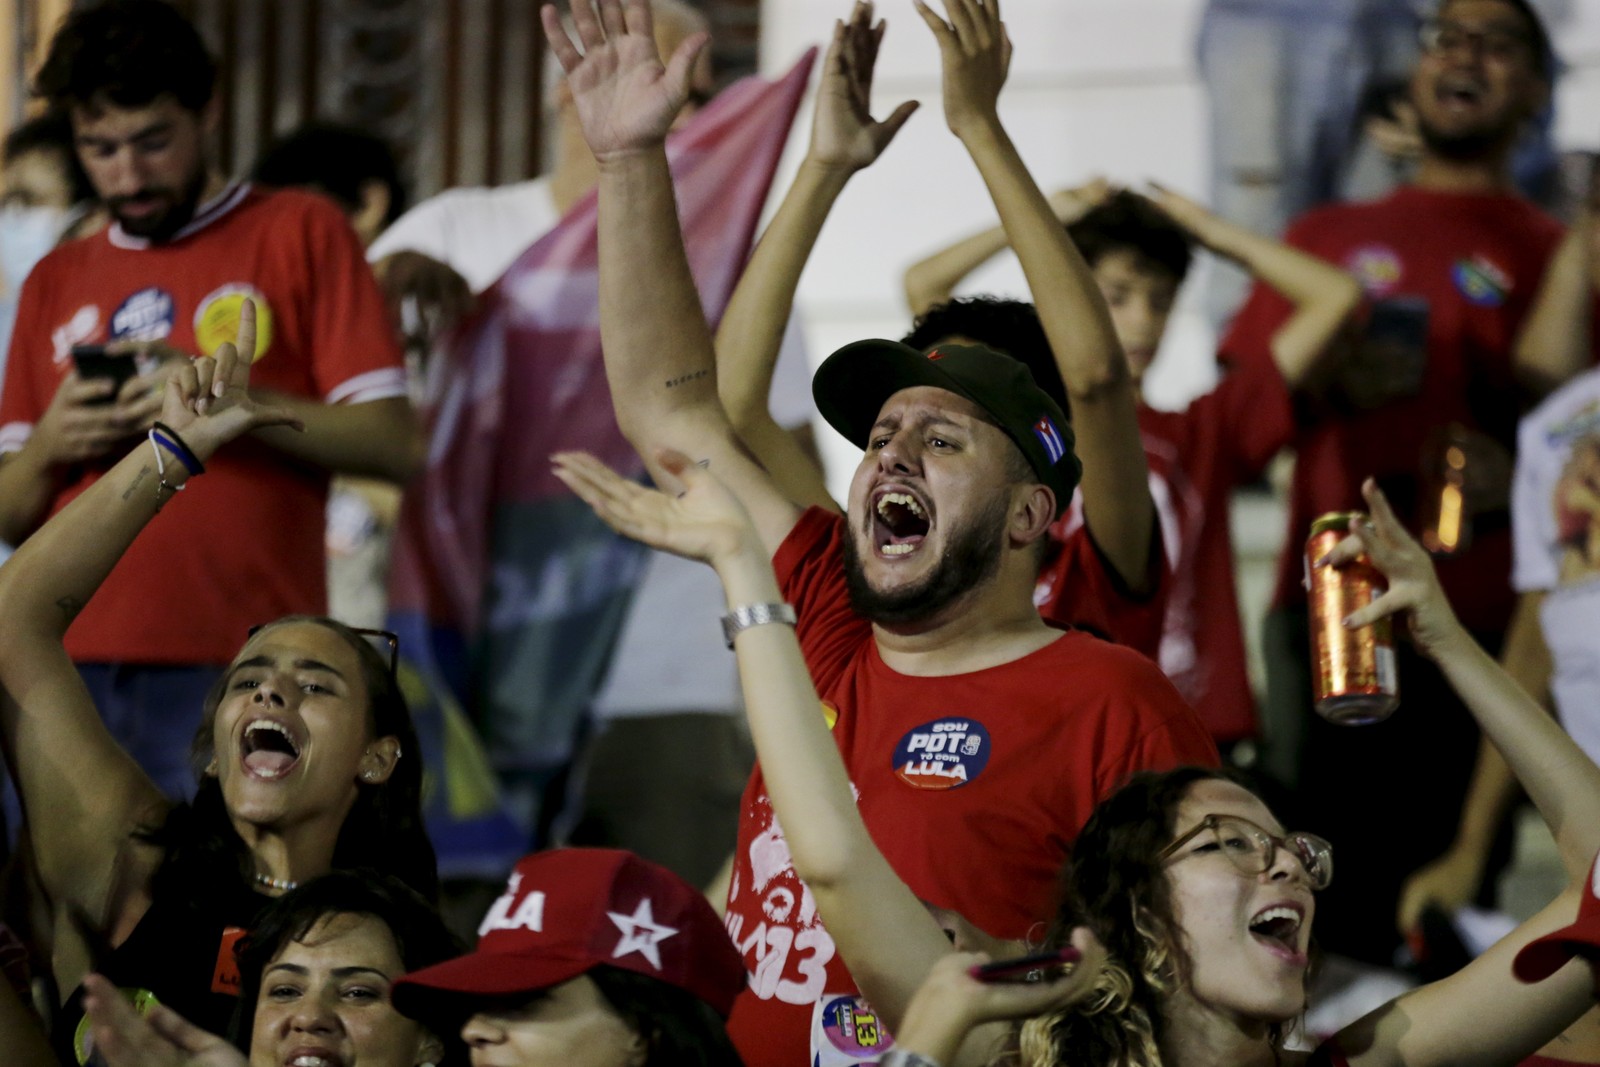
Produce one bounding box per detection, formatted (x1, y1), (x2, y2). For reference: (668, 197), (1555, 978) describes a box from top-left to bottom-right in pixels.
(720, 602), (797, 648)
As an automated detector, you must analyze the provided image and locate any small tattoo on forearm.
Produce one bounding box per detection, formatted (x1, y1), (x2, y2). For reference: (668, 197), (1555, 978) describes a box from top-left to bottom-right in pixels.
(664, 369), (710, 389)
(121, 465), (152, 501)
(56, 596), (83, 621)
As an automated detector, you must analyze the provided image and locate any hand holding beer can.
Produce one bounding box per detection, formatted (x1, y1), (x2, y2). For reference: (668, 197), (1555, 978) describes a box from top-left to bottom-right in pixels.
(1306, 511), (1400, 724)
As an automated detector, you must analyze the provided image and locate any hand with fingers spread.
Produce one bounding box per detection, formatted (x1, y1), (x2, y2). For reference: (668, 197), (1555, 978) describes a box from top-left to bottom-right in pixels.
(540, 0), (711, 163)
(552, 448), (761, 568)
(913, 0), (1012, 139)
(156, 299), (302, 463)
(806, 2), (920, 173)
(82, 974), (246, 1067)
(1317, 477), (1467, 659)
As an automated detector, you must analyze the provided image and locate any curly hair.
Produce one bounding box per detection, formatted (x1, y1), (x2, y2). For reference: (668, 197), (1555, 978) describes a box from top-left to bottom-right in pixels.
(34, 0), (217, 113)
(1066, 192), (1194, 286)
(1010, 766), (1288, 1067)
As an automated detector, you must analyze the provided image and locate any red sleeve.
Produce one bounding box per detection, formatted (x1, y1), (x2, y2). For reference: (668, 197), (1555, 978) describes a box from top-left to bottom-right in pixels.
(1192, 357), (1296, 482)
(299, 199), (408, 403)
(1088, 649), (1220, 800)
(0, 267), (56, 453)
(1037, 524), (1167, 659)
(772, 507), (870, 694)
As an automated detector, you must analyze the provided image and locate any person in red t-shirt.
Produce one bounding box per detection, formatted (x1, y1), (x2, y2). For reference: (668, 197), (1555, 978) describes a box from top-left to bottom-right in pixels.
(0, 0), (419, 799)
(554, 410), (1600, 1067)
(901, 188), (1363, 748)
(543, 2), (1218, 1065)
(1220, 0), (1581, 967)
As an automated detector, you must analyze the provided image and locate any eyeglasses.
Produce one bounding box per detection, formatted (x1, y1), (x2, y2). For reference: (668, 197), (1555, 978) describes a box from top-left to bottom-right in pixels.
(246, 623), (400, 677)
(1419, 18), (1534, 63)
(1159, 814), (1334, 891)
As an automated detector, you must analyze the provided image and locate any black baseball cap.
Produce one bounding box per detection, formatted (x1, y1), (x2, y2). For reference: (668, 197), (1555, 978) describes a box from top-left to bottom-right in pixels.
(813, 339), (1081, 514)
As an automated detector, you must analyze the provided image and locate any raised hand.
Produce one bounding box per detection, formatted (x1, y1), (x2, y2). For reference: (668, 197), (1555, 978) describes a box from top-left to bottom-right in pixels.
(913, 0), (1011, 139)
(540, 0), (710, 163)
(157, 299), (301, 462)
(1145, 181), (1230, 250)
(552, 448), (760, 567)
(82, 974), (247, 1067)
(807, 2), (920, 172)
(1317, 478), (1467, 659)
(1048, 178), (1115, 227)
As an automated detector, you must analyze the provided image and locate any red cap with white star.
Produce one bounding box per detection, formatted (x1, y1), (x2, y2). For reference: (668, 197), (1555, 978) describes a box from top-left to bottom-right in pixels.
(392, 848), (746, 1017)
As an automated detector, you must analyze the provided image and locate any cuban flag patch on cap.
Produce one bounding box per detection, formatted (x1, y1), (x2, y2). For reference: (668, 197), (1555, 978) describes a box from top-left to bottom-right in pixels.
(1033, 416), (1066, 465)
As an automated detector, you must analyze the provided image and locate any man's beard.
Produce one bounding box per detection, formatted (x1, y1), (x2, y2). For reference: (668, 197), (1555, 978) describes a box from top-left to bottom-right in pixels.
(110, 166), (208, 242)
(1417, 113), (1513, 163)
(843, 494), (1007, 627)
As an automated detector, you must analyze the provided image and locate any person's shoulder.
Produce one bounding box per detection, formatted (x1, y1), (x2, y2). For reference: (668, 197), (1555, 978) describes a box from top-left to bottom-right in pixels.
(1522, 368), (1600, 444)
(247, 185), (355, 230)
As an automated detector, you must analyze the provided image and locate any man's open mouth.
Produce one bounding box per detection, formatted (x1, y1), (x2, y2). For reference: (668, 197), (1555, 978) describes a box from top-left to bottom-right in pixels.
(873, 489), (931, 556)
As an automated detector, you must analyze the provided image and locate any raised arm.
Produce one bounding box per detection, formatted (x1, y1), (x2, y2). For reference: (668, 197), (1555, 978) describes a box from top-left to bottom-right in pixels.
(1146, 184), (1360, 390)
(553, 449), (1101, 1066)
(915, 0), (1153, 591)
(1515, 203), (1598, 398)
(715, 1), (915, 513)
(901, 180), (1112, 317)
(1325, 481), (1600, 1067)
(1395, 590), (1550, 936)
(542, 0), (799, 553)
(0, 304), (298, 933)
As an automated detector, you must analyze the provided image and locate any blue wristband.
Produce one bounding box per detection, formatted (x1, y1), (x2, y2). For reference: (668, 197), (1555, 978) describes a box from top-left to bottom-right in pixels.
(150, 421), (205, 476)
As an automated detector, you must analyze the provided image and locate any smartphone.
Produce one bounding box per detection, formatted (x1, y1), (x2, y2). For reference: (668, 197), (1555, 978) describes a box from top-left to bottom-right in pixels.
(71, 344), (137, 403)
(968, 946), (1082, 984)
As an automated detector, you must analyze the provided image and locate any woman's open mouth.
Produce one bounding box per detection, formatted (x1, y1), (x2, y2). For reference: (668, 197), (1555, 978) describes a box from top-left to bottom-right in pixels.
(240, 718), (303, 780)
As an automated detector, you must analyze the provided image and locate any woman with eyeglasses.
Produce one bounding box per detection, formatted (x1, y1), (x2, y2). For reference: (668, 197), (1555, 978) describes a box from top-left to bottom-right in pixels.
(0, 303), (437, 1063)
(555, 441), (1600, 1067)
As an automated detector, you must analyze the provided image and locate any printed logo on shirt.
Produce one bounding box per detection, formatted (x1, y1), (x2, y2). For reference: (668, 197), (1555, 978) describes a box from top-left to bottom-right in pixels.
(194, 283), (274, 361)
(892, 717), (991, 790)
(212, 925), (246, 994)
(1451, 255), (1511, 308)
(1344, 245), (1403, 296)
(813, 993), (896, 1066)
(50, 304), (101, 364)
(110, 287), (175, 342)
(821, 701), (839, 730)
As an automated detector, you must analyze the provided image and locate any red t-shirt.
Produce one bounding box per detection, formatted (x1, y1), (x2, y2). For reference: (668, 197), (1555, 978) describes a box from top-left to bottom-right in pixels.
(723, 508), (1218, 1067)
(0, 185), (406, 664)
(1130, 358), (1295, 741)
(1035, 508), (1167, 659)
(1221, 186), (1566, 635)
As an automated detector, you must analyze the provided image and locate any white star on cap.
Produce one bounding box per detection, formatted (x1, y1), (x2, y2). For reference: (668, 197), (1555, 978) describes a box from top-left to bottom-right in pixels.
(607, 898), (678, 970)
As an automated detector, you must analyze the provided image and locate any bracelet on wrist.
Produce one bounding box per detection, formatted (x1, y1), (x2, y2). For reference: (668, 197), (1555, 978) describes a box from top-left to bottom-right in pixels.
(880, 1052), (943, 1067)
(150, 421), (206, 477)
(146, 429), (187, 500)
(720, 602), (797, 649)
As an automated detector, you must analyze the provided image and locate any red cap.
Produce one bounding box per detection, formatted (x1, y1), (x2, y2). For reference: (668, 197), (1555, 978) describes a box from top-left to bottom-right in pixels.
(392, 848), (745, 1017)
(1514, 848), (1600, 982)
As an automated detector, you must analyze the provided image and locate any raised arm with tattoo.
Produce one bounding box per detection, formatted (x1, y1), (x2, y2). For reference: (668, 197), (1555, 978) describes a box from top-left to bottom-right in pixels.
(913, 0), (1154, 592)
(542, 0), (799, 553)
(715, 0), (915, 513)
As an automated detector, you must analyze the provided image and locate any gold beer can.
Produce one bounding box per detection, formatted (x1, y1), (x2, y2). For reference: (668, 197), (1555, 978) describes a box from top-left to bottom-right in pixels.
(1306, 511), (1399, 724)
